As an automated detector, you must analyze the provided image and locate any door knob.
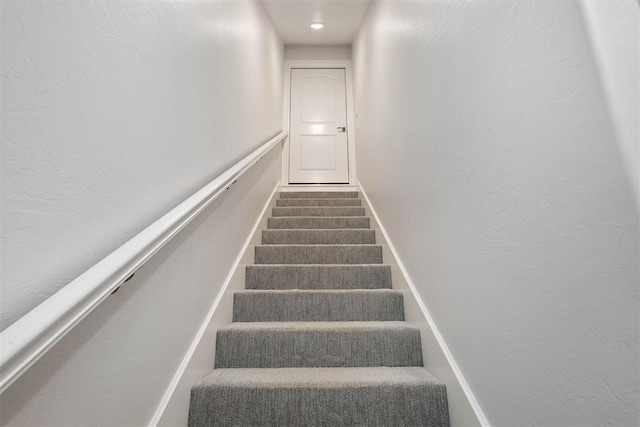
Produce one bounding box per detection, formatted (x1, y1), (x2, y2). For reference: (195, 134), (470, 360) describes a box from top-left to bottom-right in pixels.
(337, 127), (346, 132)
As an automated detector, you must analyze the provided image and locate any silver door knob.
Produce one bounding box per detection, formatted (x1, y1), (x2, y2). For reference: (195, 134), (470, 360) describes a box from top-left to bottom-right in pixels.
(337, 127), (346, 132)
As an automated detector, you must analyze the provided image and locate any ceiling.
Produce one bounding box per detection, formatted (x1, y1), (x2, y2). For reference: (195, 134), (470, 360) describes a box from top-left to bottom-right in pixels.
(260, 0), (373, 45)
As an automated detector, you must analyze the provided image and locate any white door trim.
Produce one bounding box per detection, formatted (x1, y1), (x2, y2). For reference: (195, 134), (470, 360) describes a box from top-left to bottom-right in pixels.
(282, 60), (357, 186)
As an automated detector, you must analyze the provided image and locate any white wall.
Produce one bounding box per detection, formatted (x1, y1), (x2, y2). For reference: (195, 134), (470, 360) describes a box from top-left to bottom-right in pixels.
(581, 0), (639, 206)
(0, 0), (283, 330)
(284, 44), (352, 60)
(353, 1), (639, 426)
(0, 0), (283, 425)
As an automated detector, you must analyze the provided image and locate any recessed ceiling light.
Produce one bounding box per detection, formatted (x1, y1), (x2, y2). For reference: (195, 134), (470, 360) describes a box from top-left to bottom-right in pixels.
(310, 22), (324, 30)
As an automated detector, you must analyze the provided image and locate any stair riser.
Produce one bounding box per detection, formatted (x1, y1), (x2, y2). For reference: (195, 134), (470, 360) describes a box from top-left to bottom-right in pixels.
(189, 376), (449, 427)
(245, 265), (393, 290)
(272, 207), (365, 217)
(233, 291), (404, 322)
(276, 198), (362, 207)
(280, 191), (359, 199)
(214, 328), (423, 368)
(262, 229), (375, 245)
(255, 246), (383, 264)
(268, 217), (370, 229)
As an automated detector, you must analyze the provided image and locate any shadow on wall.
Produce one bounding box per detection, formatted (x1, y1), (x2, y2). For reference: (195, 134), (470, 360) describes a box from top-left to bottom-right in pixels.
(352, 0), (639, 426)
(580, 0), (639, 210)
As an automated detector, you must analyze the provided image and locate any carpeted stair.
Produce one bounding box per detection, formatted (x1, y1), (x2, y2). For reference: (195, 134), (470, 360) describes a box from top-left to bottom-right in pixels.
(189, 191), (450, 426)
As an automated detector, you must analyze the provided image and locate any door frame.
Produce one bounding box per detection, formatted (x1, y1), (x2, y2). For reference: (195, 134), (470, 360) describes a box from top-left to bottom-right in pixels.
(282, 60), (357, 186)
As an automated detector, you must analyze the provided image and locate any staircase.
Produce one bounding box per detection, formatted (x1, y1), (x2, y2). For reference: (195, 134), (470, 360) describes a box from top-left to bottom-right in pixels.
(189, 191), (450, 426)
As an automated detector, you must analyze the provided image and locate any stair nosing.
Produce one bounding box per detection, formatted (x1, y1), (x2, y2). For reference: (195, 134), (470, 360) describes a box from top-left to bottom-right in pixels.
(273, 206), (364, 209)
(269, 216), (369, 219)
(235, 289), (401, 294)
(255, 244), (381, 247)
(263, 229), (373, 232)
(195, 366), (444, 387)
(219, 321), (418, 331)
(247, 263), (391, 266)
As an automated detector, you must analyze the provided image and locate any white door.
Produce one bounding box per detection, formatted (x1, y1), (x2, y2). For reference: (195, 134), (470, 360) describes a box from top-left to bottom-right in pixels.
(289, 68), (349, 183)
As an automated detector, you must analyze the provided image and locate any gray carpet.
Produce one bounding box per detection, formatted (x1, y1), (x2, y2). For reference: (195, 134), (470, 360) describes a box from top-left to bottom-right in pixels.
(276, 197), (362, 207)
(268, 216), (370, 229)
(215, 321), (423, 368)
(245, 264), (393, 290)
(233, 289), (404, 322)
(190, 367), (449, 427)
(262, 229), (376, 245)
(272, 206), (365, 217)
(279, 191), (359, 198)
(189, 191), (450, 426)
(255, 244), (383, 264)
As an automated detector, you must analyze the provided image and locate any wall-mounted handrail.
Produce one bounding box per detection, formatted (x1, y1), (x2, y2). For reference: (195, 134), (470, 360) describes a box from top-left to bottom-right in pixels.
(0, 131), (287, 394)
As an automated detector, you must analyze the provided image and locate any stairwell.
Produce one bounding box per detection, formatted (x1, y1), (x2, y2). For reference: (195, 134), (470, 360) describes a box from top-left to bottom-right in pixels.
(188, 191), (450, 426)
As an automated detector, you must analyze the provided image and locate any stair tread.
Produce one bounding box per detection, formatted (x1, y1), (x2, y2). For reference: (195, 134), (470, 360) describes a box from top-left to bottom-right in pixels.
(248, 263), (390, 266)
(215, 321), (423, 368)
(268, 217), (370, 230)
(235, 289), (401, 295)
(255, 246), (383, 265)
(278, 198), (363, 201)
(279, 191), (359, 198)
(274, 206), (364, 208)
(272, 207), (365, 215)
(233, 289), (405, 322)
(270, 216), (369, 219)
(262, 229), (375, 243)
(264, 228), (372, 231)
(256, 244), (381, 247)
(245, 264), (392, 290)
(276, 198), (363, 207)
(219, 321), (417, 332)
(195, 366), (444, 388)
(190, 367), (449, 426)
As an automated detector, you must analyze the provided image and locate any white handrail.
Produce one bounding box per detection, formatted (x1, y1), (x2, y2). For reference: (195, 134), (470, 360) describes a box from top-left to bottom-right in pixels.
(0, 131), (287, 394)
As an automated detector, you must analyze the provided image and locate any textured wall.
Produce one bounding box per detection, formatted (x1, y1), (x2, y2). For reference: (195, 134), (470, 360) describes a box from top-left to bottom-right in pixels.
(1, 0), (283, 330)
(581, 0), (639, 206)
(0, 0), (283, 425)
(353, 1), (639, 425)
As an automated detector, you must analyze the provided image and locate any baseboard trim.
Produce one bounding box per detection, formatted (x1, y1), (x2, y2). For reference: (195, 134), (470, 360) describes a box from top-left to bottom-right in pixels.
(148, 181), (280, 426)
(357, 181), (491, 427)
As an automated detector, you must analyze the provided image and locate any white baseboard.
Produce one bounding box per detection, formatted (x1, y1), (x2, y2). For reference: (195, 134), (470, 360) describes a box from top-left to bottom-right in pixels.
(358, 181), (490, 427)
(149, 181), (280, 427)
